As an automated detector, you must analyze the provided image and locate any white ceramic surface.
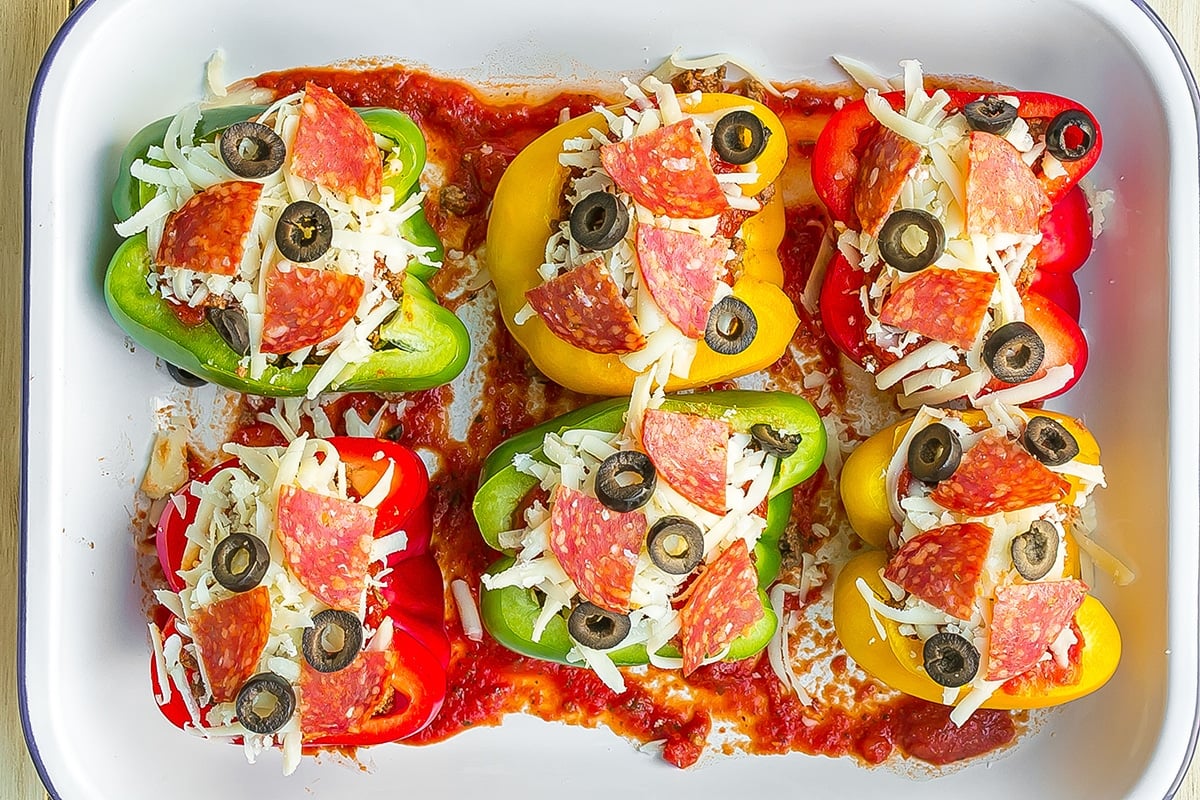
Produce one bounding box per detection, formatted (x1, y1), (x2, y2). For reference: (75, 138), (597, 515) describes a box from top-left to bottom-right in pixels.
(21, 0), (1200, 797)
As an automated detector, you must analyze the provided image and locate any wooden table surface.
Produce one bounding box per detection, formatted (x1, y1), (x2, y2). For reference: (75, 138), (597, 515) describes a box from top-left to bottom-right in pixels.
(5, 1), (1198, 797)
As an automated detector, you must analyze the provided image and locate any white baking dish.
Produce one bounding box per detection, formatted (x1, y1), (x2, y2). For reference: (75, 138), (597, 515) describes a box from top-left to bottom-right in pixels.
(21, 0), (1200, 797)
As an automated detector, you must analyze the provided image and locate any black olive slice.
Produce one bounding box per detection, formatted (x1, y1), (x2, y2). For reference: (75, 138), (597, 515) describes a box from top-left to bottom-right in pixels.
(922, 633), (980, 688)
(275, 200), (333, 263)
(166, 362), (207, 388)
(877, 209), (946, 273)
(235, 672), (296, 734)
(219, 121), (286, 179)
(750, 423), (802, 458)
(302, 609), (364, 673)
(1011, 519), (1059, 581)
(906, 422), (962, 484)
(207, 307), (251, 356)
(383, 423), (405, 443)
(567, 602), (632, 650)
(1045, 110), (1097, 163)
(963, 96), (1019, 136)
(705, 296), (758, 355)
(595, 450), (657, 513)
(568, 192), (629, 251)
(646, 516), (705, 575)
(983, 321), (1045, 384)
(1022, 415), (1080, 466)
(712, 110), (770, 165)
(211, 533), (271, 593)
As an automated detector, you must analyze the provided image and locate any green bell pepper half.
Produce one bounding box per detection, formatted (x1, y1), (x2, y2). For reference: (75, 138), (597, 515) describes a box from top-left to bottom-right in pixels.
(104, 104), (468, 395)
(471, 389), (827, 667)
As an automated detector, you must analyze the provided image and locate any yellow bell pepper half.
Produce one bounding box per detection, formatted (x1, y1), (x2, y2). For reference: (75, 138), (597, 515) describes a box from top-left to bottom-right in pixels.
(839, 410), (1104, 551)
(833, 550), (1121, 709)
(487, 93), (798, 396)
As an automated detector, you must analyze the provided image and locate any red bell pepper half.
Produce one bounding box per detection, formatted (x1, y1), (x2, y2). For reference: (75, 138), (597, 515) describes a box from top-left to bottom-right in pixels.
(151, 436), (448, 747)
(811, 87), (1100, 399)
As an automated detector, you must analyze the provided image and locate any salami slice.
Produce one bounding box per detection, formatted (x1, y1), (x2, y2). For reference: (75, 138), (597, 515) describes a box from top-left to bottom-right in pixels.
(299, 648), (394, 738)
(931, 432), (1070, 515)
(289, 82), (383, 202)
(275, 485), (377, 611)
(260, 264), (364, 355)
(599, 119), (729, 219)
(641, 408), (731, 514)
(986, 579), (1088, 681)
(854, 127), (923, 237)
(525, 256), (646, 354)
(883, 522), (993, 621)
(188, 585), (271, 703)
(679, 539), (763, 675)
(965, 131), (1051, 236)
(636, 224), (728, 338)
(548, 485), (644, 612)
(156, 180), (262, 275)
(879, 267), (998, 350)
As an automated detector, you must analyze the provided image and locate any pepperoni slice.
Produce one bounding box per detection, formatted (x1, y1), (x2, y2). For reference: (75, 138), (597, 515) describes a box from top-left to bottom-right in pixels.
(641, 408), (731, 514)
(599, 119), (729, 219)
(854, 127), (923, 237)
(986, 579), (1088, 681)
(879, 267), (998, 350)
(679, 540), (763, 675)
(883, 522), (993, 621)
(931, 432), (1070, 515)
(635, 225), (728, 338)
(275, 485), (377, 611)
(156, 180), (262, 276)
(524, 256), (646, 355)
(260, 264), (364, 355)
(299, 648), (395, 738)
(289, 82), (383, 201)
(548, 485), (644, 613)
(965, 131), (1051, 236)
(187, 585), (271, 703)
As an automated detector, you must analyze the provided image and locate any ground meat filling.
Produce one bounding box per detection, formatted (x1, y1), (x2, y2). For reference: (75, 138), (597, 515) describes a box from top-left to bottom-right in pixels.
(672, 66), (727, 94)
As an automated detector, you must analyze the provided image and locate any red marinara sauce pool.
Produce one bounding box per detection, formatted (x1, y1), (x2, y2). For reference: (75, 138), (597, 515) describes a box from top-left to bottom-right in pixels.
(248, 64), (1018, 769)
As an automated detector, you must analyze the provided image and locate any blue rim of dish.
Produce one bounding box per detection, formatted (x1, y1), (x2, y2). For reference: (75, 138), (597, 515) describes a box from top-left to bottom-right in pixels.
(20, 0), (97, 797)
(15, 0), (1200, 797)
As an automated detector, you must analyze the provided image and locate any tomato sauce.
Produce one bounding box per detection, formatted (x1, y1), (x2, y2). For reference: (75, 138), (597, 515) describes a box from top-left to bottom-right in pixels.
(230, 64), (1026, 771)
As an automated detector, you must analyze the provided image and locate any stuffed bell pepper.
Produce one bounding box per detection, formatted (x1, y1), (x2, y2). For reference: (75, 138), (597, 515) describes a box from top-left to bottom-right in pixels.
(472, 390), (825, 690)
(488, 77), (798, 395)
(107, 83), (469, 398)
(812, 60), (1102, 409)
(149, 434), (449, 774)
(832, 404), (1120, 722)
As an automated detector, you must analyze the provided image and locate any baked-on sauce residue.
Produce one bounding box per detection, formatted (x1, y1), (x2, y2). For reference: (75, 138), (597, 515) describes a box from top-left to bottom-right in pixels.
(239, 64), (1020, 768)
